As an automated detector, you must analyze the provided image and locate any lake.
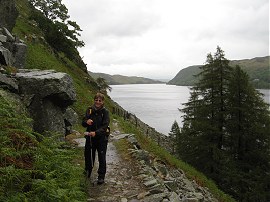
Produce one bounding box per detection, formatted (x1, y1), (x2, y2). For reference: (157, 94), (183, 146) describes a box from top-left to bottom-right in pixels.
(108, 84), (270, 135)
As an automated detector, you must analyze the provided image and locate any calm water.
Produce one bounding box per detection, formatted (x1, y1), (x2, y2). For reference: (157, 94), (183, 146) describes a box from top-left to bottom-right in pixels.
(109, 84), (269, 135)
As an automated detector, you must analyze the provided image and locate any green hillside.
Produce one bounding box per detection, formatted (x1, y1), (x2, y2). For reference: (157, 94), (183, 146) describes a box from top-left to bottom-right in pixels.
(13, 0), (116, 117)
(88, 71), (164, 85)
(168, 56), (270, 89)
(167, 65), (202, 86)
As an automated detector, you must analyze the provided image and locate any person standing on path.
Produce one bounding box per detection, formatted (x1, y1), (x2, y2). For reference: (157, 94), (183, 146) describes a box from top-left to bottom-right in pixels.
(82, 92), (110, 185)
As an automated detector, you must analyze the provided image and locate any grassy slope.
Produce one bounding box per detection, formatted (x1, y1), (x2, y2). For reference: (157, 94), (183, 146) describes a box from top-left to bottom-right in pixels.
(0, 89), (87, 201)
(0, 0), (235, 201)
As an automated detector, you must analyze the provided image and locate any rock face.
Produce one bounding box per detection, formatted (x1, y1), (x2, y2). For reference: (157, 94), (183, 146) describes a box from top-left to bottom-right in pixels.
(0, 72), (18, 92)
(0, 1), (25, 69)
(0, 69), (78, 136)
(0, 5), (80, 136)
(0, 23), (77, 136)
(0, 27), (27, 69)
(0, 0), (18, 31)
(14, 69), (77, 135)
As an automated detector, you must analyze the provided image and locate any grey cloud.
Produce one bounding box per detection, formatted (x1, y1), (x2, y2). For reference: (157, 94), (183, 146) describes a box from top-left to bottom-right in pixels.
(77, 0), (161, 38)
(64, 0), (269, 80)
(92, 14), (159, 37)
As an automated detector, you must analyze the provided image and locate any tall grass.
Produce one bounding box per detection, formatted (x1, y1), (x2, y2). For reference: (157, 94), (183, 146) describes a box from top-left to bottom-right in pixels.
(0, 90), (87, 201)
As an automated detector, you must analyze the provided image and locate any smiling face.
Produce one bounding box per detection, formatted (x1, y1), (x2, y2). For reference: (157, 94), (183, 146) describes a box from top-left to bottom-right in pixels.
(94, 98), (104, 109)
(93, 93), (105, 109)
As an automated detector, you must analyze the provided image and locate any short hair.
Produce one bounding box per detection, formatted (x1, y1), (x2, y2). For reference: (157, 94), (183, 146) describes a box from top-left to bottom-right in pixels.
(94, 92), (105, 101)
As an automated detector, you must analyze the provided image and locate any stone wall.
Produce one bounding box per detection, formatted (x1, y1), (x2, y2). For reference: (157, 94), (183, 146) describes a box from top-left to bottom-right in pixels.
(111, 100), (175, 154)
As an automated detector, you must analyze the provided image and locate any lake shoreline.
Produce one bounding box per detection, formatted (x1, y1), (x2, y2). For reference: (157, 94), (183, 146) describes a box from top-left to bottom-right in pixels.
(109, 84), (269, 135)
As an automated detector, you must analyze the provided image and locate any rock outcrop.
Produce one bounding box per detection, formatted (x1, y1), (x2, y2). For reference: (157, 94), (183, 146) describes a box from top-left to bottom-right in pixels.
(0, 27), (27, 69)
(0, 24), (78, 136)
(0, 72), (18, 92)
(0, 1), (25, 69)
(0, 68), (77, 136)
(15, 69), (77, 135)
(0, 0), (18, 31)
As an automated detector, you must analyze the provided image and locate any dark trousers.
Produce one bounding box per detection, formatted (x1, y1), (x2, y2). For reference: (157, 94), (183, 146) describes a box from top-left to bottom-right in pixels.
(84, 136), (108, 178)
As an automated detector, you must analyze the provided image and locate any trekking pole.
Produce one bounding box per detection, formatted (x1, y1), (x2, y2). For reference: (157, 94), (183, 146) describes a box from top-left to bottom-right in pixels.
(84, 132), (94, 183)
(87, 133), (96, 186)
(89, 135), (94, 169)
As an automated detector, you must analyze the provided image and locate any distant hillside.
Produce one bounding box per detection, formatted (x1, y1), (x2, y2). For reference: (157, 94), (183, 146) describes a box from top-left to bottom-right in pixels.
(88, 71), (164, 85)
(167, 65), (202, 86)
(168, 56), (270, 89)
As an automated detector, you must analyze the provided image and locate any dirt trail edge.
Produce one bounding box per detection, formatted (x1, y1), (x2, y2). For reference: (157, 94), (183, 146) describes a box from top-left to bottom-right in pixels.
(73, 119), (218, 202)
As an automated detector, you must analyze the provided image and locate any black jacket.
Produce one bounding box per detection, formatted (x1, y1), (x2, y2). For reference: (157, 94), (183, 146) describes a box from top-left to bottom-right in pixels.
(82, 106), (110, 139)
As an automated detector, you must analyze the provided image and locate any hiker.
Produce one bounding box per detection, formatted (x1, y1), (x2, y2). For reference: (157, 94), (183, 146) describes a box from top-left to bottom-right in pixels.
(82, 92), (110, 185)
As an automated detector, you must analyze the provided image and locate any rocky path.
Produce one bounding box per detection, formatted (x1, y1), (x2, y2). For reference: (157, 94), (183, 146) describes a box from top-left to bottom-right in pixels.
(73, 120), (218, 202)
(87, 142), (148, 202)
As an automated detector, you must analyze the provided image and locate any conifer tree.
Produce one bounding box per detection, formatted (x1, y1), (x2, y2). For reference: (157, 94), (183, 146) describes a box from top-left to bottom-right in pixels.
(179, 47), (270, 201)
(178, 88), (204, 161)
(169, 120), (181, 154)
(225, 65), (270, 201)
(179, 46), (232, 178)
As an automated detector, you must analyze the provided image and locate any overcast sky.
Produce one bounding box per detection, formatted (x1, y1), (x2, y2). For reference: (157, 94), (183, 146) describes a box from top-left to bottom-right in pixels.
(62, 0), (269, 80)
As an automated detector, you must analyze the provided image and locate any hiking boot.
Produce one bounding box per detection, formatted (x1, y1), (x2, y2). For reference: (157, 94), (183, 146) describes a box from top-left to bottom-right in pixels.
(97, 177), (104, 185)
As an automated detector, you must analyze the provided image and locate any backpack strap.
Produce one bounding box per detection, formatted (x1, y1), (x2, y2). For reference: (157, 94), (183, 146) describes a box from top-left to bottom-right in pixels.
(101, 108), (110, 135)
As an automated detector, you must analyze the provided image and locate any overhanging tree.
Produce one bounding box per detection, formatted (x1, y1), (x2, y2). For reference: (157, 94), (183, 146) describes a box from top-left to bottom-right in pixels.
(96, 77), (112, 94)
(29, 0), (84, 48)
(28, 0), (85, 67)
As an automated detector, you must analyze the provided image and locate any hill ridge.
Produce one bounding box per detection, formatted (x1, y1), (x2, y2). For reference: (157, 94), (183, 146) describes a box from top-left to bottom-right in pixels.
(168, 56), (270, 89)
(88, 71), (164, 85)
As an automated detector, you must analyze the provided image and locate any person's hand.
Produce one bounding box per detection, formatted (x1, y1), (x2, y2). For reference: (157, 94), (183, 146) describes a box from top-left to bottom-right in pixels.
(86, 119), (93, 125)
(89, 132), (96, 137)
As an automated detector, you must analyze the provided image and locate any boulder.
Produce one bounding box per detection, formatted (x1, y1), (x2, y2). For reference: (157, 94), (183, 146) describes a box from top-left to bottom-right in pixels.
(12, 42), (27, 69)
(15, 69), (77, 135)
(64, 107), (78, 134)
